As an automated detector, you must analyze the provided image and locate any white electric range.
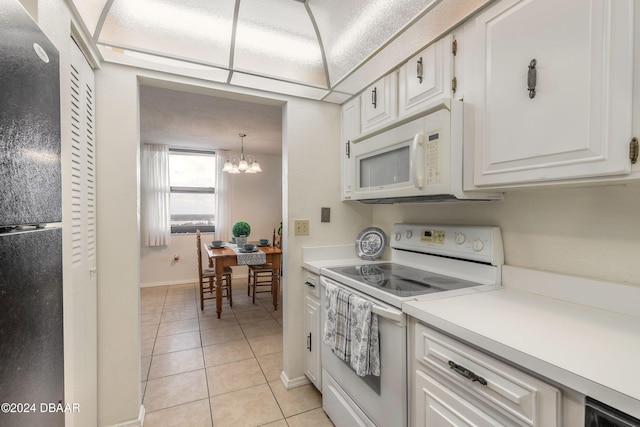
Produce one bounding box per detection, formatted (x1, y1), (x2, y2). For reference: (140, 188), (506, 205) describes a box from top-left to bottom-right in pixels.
(319, 223), (504, 427)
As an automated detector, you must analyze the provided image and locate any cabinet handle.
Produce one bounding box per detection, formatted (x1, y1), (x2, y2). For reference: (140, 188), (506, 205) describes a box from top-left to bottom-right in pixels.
(307, 333), (312, 351)
(371, 87), (377, 108)
(527, 58), (537, 99)
(417, 57), (423, 83)
(448, 360), (488, 386)
(305, 281), (316, 288)
(346, 140), (350, 159)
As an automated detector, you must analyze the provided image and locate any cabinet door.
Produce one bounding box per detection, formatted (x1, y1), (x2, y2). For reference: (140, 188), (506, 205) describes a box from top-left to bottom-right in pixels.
(304, 294), (321, 390)
(341, 98), (360, 200)
(470, 0), (634, 186)
(399, 36), (453, 119)
(360, 73), (397, 134)
(414, 370), (509, 427)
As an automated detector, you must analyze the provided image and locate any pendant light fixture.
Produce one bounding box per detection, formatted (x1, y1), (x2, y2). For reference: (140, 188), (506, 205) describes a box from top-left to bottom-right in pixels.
(222, 133), (262, 174)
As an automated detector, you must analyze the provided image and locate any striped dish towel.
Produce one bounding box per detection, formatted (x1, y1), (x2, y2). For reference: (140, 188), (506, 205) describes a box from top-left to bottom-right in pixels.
(323, 282), (380, 376)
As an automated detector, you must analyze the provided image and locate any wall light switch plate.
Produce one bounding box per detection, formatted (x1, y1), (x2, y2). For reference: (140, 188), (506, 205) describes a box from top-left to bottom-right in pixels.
(294, 219), (309, 236)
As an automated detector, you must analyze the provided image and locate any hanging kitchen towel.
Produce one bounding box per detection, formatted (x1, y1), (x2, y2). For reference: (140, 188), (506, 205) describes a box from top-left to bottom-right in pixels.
(323, 282), (351, 362)
(349, 294), (380, 377)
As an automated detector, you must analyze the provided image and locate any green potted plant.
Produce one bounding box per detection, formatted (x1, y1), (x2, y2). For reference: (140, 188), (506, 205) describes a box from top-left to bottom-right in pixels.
(232, 221), (251, 246)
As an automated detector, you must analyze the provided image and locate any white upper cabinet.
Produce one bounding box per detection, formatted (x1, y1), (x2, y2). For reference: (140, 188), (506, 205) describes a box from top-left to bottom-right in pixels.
(341, 97), (360, 200)
(360, 72), (398, 134)
(398, 35), (454, 119)
(467, 0), (635, 187)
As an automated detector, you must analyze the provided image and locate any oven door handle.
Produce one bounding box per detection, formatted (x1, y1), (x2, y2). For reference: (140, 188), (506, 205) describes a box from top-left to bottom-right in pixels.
(371, 304), (405, 325)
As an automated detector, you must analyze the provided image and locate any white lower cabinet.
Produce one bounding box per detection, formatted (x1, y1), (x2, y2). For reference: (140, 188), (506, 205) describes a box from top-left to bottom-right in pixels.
(303, 270), (322, 390)
(410, 320), (560, 427)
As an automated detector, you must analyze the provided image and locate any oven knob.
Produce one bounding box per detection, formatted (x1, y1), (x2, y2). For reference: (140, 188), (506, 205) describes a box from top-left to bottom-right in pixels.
(406, 230), (413, 239)
(473, 239), (484, 251)
(455, 233), (465, 244)
(395, 232), (401, 241)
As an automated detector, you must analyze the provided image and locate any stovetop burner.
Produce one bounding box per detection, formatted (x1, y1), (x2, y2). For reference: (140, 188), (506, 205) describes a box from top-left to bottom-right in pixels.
(327, 262), (480, 298)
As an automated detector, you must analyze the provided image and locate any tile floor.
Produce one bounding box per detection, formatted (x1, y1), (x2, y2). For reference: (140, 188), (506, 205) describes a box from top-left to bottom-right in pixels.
(140, 280), (334, 427)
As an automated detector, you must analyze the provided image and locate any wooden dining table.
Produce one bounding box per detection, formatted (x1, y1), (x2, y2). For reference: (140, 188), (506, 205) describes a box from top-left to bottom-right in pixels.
(203, 243), (282, 318)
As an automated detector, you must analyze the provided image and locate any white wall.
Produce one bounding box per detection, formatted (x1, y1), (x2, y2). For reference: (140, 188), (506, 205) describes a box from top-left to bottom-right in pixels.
(372, 183), (640, 286)
(94, 62), (372, 424)
(140, 153), (282, 286)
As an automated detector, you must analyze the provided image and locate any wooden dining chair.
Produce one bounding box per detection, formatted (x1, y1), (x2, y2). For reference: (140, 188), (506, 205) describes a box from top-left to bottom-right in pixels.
(247, 263), (275, 305)
(196, 230), (232, 310)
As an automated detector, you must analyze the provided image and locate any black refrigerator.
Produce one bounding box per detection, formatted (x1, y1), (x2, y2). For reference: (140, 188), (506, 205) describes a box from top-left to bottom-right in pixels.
(0, 1), (64, 426)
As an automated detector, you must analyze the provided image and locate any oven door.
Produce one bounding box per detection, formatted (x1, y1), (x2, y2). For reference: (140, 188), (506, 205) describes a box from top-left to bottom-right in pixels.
(320, 276), (408, 427)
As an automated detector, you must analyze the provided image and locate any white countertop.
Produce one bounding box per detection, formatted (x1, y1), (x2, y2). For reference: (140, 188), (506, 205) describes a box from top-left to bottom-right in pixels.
(403, 265), (640, 419)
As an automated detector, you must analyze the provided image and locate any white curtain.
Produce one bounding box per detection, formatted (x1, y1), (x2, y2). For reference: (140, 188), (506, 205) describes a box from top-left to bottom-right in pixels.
(141, 144), (171, 246)
(215, 150), (231, 242)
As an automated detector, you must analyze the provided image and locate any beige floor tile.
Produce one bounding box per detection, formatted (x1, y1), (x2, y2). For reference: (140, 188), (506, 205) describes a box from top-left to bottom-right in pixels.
(141, 302), (165, 315)
(269, 381), (322, 418)
(257, 352), (282, 382)
(153, 331), (201, 355)
(141, 337), (156, 358)
(141, 356), (152, 381)
(203, 340), (254, 367)
(248, 332), (282, 356)
(261, 420), (288, 427)
(148, 348), (204, 379)
(143, 370), (208, 413)
(141, 313), (162, 325)
(210, 383), (283, 427)
(234, 307), (275, 325)
(286, 408), (335, 427)
(200, 325), (245, 346)
(142, 323), (159, 341)
(144, 398), (212, 427)
(162, 301), (197, 313)
(164, 293), (197, 304)
(206, 358), (266, 396)
(240, 319), (282, 339)
(157, 318), (200, 337)
(198, 315), (239, 331)
(141, 381), (147, 400)
(161, 308), (198, 323)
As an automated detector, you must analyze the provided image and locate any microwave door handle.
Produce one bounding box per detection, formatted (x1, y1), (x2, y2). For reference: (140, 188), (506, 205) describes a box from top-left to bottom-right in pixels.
(412, 132), (425, 188)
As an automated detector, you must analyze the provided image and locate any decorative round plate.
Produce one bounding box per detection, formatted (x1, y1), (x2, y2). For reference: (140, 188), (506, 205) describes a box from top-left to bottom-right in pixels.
(355, 227), (387, 260)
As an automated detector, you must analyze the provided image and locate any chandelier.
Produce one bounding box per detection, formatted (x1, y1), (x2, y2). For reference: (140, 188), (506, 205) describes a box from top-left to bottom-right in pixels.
(222, 133), (262, 174)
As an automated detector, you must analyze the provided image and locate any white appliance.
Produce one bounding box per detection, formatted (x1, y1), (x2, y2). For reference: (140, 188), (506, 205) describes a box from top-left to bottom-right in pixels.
(349, 100), (502, 203)
(320, 224), (504, 427)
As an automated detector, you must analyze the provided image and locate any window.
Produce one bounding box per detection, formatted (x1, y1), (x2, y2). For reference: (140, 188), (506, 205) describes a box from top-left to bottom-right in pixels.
(168, 149), (216, 233)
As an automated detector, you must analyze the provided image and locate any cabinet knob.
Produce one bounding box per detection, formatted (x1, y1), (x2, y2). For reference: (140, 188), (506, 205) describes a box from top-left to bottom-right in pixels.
(527, 58), (537, 99)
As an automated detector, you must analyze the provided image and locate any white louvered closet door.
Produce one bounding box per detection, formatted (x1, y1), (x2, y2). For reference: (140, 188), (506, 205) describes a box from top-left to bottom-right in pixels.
(68, 39), (97, 427)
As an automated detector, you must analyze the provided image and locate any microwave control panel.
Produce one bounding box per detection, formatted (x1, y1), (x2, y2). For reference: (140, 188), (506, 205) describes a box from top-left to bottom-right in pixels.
(424, 130), (442, 186)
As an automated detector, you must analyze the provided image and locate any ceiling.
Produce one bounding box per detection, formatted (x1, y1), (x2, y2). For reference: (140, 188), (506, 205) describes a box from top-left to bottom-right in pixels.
(72, 0), (488, 153)
(70, 0), (462, 103)
(139, 84), (283, 154)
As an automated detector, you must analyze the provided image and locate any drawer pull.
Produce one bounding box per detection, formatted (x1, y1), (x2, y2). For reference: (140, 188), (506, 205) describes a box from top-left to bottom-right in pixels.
(305, 281), (316, 288)
(448, 360), (488, 386)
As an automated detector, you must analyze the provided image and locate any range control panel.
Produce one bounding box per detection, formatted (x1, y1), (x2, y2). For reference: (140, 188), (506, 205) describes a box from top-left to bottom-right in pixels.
(391, 224), (504, 265)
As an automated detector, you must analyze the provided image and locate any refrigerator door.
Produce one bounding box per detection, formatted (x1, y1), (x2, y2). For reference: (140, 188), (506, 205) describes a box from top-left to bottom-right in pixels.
(0, 228), (64, 427)
(0, 0), (61, 227)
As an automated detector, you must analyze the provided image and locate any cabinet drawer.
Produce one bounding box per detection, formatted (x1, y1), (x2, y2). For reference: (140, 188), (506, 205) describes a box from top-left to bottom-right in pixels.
(305, 271), (320, 299)
(414, 369), (514, 427)
(414, 323), (560, 426)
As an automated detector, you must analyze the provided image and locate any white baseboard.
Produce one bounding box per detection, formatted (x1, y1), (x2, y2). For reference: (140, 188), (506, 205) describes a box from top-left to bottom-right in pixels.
(107, 405), (145, 427)
(280, 370), (310, 389)
(140, 279), (196, 288)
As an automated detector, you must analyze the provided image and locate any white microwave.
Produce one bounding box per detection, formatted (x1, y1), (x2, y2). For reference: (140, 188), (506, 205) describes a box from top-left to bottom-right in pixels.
(348, 100), (502, 203)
